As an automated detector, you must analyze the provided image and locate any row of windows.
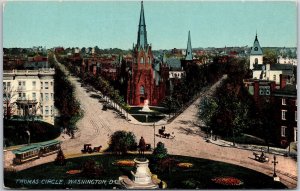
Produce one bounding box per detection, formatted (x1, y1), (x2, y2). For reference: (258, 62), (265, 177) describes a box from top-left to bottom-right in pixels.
(40, 93), (54, 101)
(41, 106), (54, 115)
(3, 82), (11, 90)
(17, 93), (54, 101)
(282, 98), (297, 106)
(281, 126), (297, 141)
(281, 110), (297, 121)
(259, 86), (270, 95)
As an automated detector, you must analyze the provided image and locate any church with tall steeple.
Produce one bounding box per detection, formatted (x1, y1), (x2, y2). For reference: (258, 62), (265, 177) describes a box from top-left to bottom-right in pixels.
(125, 1), (168, 106)
(249, 33), (263, 70)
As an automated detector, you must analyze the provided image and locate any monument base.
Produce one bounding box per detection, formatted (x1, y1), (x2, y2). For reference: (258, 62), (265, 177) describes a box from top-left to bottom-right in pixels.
(119, 176), (159, 189)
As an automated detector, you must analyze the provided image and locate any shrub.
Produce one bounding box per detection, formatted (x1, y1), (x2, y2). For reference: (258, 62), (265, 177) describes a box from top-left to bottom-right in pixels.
(108, 131), (137, 155)
(55, 149), (66, 166)
(81, 159), (104, 178)
(153, 142), (168, 160)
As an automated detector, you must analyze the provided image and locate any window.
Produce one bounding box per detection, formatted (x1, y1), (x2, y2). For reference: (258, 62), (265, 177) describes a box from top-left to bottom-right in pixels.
(282, 110), (287, 120)
(3, 82), (6, 90)
(41, 82), (43, 89)
(273, 75), (276, 81)
(282, 98), (286, 105)
(281, 126), (287, 137)
(51, 93), (54, 100)
(259, 86), (270, 95)
(7, 82), (11, 89)
(22, 93), (26, 99)
(40, 93), (43, 101)
(45, 93), (49, 101)
(50, 82), (53, 86)
(18, 81), (21, 86)
(45, 106), (49, 115)
(45, 82), (49, 89)
(32, 81), (36, 89)
(294, 127), (297, 142)
(32, 93), (36, 100)
(51, 106), (53, 115)
(140, 57), (144, 64)
(140, 86), (145, 95)
(295, 111), (297, 121)
(22, 81), (25, 86)
(18, 93), (22, 99)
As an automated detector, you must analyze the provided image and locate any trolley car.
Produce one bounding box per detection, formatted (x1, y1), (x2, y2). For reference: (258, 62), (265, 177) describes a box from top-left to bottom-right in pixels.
(13, 140), (61, 164)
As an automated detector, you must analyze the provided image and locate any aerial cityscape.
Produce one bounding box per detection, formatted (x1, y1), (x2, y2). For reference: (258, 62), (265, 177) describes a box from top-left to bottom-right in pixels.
(3, 1), (297, 189)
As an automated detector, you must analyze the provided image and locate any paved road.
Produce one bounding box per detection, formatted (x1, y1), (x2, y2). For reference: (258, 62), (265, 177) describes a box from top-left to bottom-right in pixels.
(4, 57), (297, 188)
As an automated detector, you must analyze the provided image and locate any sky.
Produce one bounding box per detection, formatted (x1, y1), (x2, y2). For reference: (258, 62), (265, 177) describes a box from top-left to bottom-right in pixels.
(3, 1), (298, 50)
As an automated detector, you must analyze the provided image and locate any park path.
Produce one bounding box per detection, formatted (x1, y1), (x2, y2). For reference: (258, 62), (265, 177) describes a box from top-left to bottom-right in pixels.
(4, 57), (297, 188)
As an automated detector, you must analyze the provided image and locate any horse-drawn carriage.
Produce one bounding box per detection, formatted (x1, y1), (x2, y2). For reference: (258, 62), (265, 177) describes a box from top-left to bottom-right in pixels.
(253, 152), (269, 162)
(156, 126), (175, 139)
(81, 144), (102, 154)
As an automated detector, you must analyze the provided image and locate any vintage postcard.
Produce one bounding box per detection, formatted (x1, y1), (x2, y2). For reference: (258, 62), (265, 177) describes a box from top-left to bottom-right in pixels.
(3, 0), (297, 189)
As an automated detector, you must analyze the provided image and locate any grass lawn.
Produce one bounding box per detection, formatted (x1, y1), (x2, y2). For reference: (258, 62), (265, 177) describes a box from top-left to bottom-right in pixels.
(4, 154), (286, 189)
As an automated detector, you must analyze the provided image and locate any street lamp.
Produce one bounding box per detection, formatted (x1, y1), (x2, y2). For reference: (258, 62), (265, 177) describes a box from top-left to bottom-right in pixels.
(272, 155), (278, 178)
(153, 122), (156, 150)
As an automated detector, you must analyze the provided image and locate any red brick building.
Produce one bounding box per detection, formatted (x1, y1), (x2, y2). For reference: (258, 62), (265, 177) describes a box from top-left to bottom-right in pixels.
(243, 74), (297, 146)
(125, 2), (168, 106)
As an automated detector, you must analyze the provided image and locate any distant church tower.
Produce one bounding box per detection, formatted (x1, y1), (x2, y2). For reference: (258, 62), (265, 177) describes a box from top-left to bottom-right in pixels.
(249, 33), (263, 70)
(185, 31), (193, 61)
(127, 1), (154, 106)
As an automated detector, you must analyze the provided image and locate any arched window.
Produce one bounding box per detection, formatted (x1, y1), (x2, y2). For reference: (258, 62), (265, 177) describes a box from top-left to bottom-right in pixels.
(140, 86), (145, 95)
(255, 58), (258, 64)
(140, 57), (144, 64)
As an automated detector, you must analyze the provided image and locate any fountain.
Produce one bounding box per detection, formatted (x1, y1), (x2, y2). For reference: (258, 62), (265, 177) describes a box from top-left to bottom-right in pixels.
(119, 158), (159, 189)
(139, 99), (153, 112)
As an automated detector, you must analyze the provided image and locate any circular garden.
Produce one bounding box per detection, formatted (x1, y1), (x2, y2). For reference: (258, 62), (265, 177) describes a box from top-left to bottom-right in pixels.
(4, 154), (286, 189)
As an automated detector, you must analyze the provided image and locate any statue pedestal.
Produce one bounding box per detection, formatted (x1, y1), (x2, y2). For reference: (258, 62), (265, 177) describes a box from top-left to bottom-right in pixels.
(119, 158), (158, 189)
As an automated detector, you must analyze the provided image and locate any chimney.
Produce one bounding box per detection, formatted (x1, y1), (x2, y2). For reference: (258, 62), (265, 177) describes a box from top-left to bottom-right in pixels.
(280, 74), (287, 89)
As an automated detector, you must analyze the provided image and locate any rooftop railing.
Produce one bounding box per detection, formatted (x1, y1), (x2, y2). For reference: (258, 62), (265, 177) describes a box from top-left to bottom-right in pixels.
(3, 68), (55, 75)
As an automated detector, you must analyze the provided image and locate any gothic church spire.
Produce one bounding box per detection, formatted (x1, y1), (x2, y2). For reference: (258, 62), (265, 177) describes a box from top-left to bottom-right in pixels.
(137, 1), (148, 49)
(185, 31), (193, 61)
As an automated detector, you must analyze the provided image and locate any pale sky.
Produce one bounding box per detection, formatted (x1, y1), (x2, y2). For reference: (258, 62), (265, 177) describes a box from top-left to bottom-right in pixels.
(3, 1), (298, 49)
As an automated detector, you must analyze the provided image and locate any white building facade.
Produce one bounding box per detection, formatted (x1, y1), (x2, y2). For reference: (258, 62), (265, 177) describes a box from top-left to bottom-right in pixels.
(3, 69), (55, 125)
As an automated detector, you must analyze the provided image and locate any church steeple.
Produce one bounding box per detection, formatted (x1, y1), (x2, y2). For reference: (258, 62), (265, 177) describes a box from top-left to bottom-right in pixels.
(137, 1), (148, 49)
(251, 32), (263, 55)
(185, 31), (193, 61)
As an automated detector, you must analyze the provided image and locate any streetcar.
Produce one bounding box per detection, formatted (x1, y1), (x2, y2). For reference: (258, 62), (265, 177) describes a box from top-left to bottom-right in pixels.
(13, 140), (61, 164)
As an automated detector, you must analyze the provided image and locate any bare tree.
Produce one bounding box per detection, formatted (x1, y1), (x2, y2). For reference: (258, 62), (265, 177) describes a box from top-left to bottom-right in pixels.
(3, 86), (17, 120)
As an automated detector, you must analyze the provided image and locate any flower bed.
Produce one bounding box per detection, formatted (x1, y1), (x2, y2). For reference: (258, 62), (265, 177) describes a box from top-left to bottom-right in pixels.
(177, 162), (193, 168)
(211, 177), (243, 186)
(66, 170), (81, 175)
(113, 159), (135, 167)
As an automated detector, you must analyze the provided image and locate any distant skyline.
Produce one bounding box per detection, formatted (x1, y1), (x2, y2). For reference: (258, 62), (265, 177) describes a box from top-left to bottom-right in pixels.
(3, 1), (297, 49)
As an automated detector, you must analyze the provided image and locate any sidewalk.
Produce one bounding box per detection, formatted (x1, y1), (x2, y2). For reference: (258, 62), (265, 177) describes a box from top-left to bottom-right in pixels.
(207, 137), (297, 158)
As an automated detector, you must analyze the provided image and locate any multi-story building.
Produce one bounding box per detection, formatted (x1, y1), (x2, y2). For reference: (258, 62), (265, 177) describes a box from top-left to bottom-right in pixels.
(243, 74), (297, 146)
(249, 34), (294, 85)
(3, 68), (55, 125)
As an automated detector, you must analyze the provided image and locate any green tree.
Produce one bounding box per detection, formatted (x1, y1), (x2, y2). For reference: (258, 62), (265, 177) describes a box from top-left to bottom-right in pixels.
(108, 131), (137, 155)
(263, 48), (278, 64)
(153, 142), (168, 160)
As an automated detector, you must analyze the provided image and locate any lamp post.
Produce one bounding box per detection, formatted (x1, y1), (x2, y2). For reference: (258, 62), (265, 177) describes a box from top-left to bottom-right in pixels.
(153, 123), (156, 150)
(272, 155), (278, 178)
